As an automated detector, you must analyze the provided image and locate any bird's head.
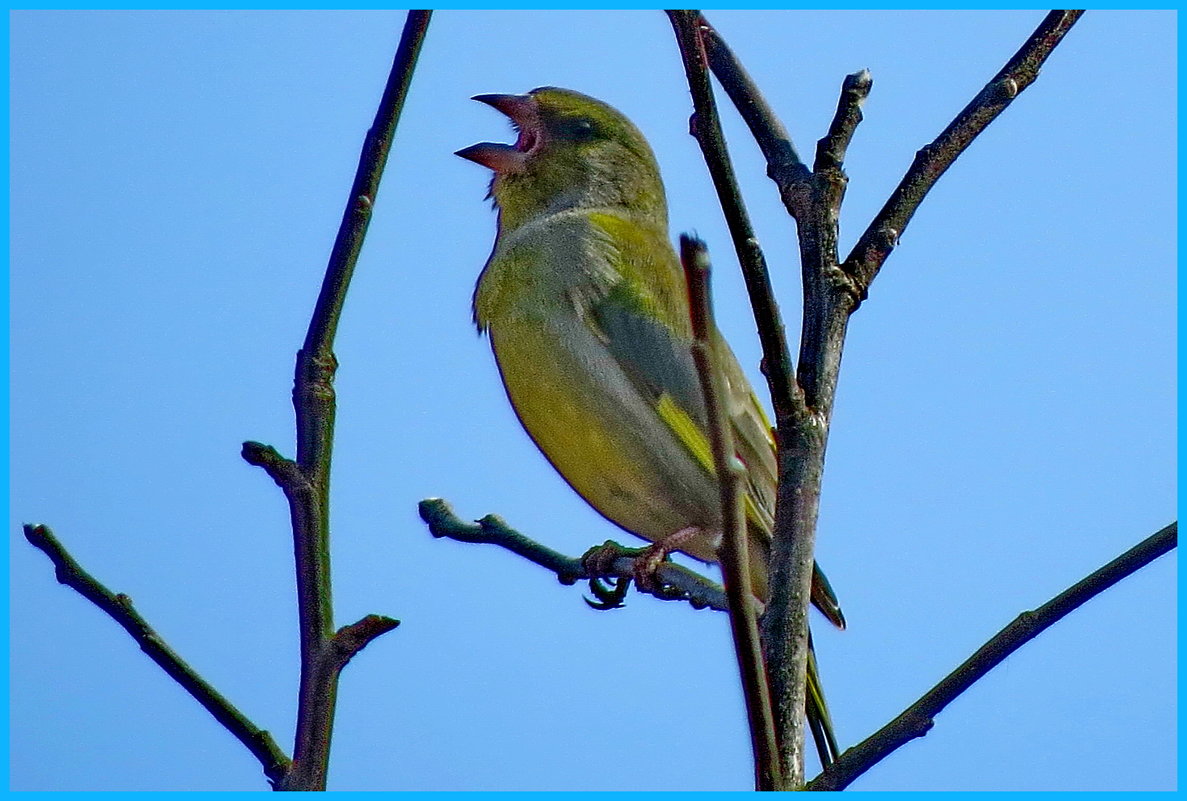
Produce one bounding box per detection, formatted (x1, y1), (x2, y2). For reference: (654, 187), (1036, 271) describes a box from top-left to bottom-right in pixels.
(457, 87), (667, 230)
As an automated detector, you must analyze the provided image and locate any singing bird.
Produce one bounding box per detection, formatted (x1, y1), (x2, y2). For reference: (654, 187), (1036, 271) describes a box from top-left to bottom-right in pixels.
(457, 87), (843, 766)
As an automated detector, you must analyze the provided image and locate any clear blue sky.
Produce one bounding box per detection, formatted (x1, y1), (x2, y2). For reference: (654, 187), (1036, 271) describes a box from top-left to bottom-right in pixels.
(10, 10), (1176, 792)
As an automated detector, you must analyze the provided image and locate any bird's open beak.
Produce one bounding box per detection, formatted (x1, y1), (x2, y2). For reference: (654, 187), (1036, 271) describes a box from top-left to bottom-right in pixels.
(455, 93), (541, 174)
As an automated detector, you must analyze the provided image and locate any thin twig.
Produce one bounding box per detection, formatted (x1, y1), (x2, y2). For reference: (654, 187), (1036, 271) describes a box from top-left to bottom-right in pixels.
(814, 70), (872, 175)
(242, 11), (431, 791)
(794, 68), (873, 413)
(844, 10), (1084, 299)
(681, 235), (782, 790)
(418, 498), (728, 611)
(422, 496), (1175, 790)
(698, 15), (811, 211)
(809, 521), (1177, 791)
(671, 11), (826, 785)
(667, 10), (802, 427)
(242, 441), (307, 489)
(22, 524), (292, 788)
(758, 99), (869, 715)
(331, 615), (402, 668)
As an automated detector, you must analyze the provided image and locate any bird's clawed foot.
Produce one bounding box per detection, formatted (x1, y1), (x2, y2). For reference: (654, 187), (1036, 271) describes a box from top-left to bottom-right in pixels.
(581, 540), (643, 609)
(580, 529), (701, 605)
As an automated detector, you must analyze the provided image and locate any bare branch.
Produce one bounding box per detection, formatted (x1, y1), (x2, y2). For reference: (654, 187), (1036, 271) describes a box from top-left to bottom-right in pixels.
(418, 498), (728, 611)
(844, 10), (1084, 298)
(809, 521), (1177, 791)
(667, 9), (802, 427)
(331, 615), (401, 669)
(687, 13), (1087, 788)
(793, 69), (870, 412)
(423, 490), (1175, 791)
(671, 12), (840, 785)
(22, 524), (291, 788)
(814, 70), (872, 175)
(242, 441), (307, 490)
(681, 235), (781, 789)
(698, 15), (811, 207)
(242, 11), (431, 790)
(300, 10), (432, 368)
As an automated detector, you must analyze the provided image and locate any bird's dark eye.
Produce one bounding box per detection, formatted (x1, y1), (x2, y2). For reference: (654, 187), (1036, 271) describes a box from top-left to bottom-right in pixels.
(558, 117), (598, 142)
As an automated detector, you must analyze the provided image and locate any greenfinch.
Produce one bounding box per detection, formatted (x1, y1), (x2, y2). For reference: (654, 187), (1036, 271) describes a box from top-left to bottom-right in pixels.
(457, 87), (842, 767)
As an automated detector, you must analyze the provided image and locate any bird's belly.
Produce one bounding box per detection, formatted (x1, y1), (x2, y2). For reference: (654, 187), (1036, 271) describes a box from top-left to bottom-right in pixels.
(488, 316), (720, 560)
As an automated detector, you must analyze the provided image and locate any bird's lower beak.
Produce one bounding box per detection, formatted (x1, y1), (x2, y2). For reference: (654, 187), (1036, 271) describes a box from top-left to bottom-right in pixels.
(455, 142), (527, 173)
(456, 93), (541, 174)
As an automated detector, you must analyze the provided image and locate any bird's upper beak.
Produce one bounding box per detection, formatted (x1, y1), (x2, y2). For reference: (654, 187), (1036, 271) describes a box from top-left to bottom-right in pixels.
(456, 93), (542, 174)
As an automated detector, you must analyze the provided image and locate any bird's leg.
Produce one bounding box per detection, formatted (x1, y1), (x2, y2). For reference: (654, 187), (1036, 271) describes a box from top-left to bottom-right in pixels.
(631, 526), (701, 598)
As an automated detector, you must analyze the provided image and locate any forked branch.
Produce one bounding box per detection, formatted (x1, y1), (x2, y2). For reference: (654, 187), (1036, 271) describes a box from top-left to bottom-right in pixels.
(22, 10), (430, 793)
(242, 10), (430, 791)
(674, 7), (1087, 789)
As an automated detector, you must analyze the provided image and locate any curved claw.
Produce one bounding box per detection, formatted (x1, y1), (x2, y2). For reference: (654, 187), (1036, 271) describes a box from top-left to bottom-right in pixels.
(584, 575), (631, 610)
